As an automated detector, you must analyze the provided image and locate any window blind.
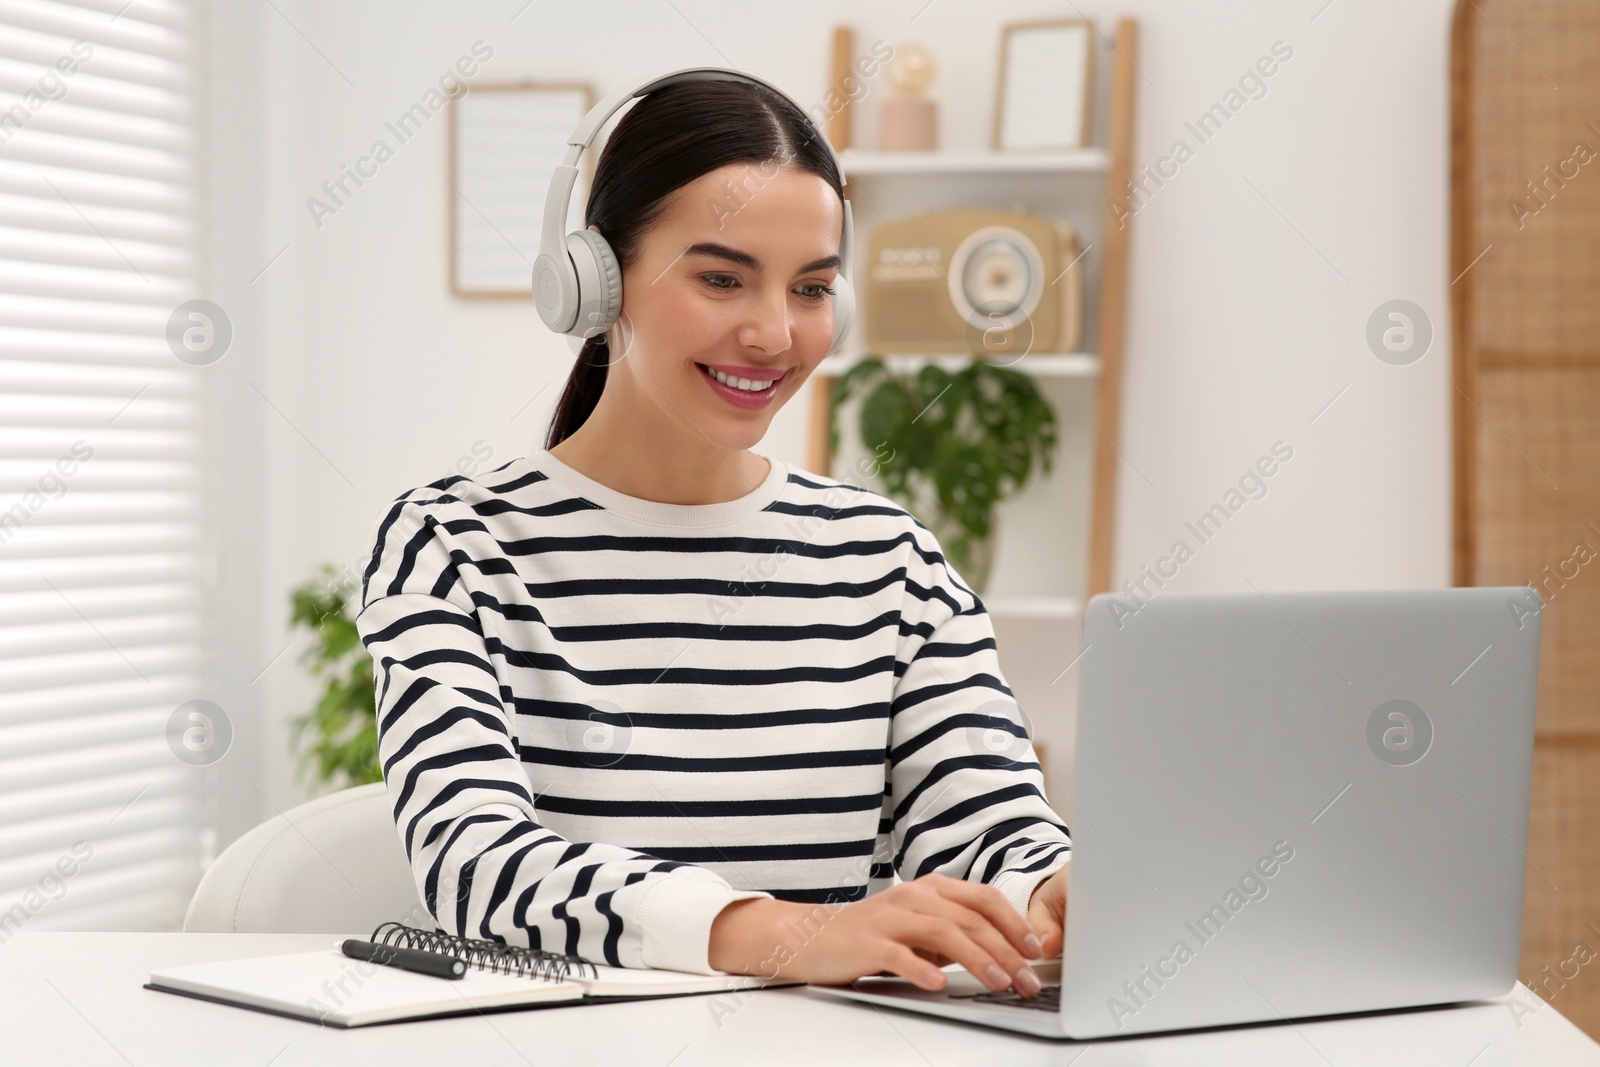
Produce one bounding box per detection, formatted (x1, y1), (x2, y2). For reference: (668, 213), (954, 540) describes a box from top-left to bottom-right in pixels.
(0, 0), (203, 935)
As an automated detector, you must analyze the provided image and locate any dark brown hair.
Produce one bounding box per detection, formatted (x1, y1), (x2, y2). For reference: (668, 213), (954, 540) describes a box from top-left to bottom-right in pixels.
(543, 77), (844, 450)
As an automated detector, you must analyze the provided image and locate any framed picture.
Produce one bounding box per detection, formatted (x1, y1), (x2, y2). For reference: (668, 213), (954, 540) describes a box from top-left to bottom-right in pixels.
(448, 81), (595, 298)
(993, 19), (1096, 151)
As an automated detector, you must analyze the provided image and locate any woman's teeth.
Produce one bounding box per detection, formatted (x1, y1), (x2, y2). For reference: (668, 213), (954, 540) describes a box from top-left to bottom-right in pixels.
(699, 364), (777, 392)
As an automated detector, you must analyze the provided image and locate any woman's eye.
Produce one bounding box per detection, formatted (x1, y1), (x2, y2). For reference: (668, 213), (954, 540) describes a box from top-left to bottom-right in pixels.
(700, 274), (834, 302)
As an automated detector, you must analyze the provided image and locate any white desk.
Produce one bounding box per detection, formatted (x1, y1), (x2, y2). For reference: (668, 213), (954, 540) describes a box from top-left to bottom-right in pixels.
(3, 932), (1597, 1065)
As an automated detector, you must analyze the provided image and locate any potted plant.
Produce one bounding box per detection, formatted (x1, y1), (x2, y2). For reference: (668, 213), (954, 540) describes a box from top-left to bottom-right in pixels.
(828, 358), (1058, 593)
(287, 563), (382, 790)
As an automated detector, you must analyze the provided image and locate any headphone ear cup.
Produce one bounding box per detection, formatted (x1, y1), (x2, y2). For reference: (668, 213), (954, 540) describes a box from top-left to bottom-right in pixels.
(566, 228), (623, 340)
(828, 196), (855, 357)
(828, 276), (855, 357)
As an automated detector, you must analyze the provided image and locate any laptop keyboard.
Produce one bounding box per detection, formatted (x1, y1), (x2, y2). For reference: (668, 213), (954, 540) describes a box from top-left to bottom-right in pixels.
(947, 982), (1062, 1012)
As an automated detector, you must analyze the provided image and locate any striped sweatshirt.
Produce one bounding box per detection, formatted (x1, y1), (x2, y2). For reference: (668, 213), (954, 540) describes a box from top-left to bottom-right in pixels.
(356, 445), (1072, 976)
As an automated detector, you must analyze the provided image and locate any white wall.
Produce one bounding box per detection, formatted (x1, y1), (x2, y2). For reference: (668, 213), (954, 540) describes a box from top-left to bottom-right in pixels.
(1109, 0), (1453, 596)
(202, 0), (1457, 832)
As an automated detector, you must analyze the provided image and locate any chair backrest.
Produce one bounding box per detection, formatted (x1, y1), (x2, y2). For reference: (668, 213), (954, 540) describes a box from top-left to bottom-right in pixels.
(183, 782), (427, 935)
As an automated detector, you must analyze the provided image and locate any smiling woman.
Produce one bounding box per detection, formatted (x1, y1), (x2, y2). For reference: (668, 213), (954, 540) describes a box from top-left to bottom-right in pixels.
(356, 72), (1073, 1004)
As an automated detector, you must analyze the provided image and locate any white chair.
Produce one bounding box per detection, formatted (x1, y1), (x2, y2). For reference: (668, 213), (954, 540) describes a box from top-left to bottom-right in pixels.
(183, 781), (427, 935)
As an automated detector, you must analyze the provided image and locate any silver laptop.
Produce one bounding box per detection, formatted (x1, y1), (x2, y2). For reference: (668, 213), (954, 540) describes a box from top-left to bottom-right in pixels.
(806, 586), (1543, 1039)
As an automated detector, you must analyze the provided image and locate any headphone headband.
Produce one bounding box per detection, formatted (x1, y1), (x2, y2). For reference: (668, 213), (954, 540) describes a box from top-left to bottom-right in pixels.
(533, 65), (855, 357)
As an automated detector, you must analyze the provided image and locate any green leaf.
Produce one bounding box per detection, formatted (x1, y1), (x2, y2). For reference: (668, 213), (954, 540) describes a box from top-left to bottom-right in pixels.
(824, 355), (1060, 581)
(287, 563), (381, 791)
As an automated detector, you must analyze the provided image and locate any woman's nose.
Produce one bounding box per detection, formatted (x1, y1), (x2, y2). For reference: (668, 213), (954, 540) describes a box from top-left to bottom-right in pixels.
(739, 289), (793, 354)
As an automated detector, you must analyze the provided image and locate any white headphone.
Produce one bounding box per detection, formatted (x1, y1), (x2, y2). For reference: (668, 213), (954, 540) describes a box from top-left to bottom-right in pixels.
(531, 65), (856, 359)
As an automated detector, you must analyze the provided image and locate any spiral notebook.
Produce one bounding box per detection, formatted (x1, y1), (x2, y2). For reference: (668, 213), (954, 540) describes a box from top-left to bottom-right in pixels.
(145, 920), (800, 1028)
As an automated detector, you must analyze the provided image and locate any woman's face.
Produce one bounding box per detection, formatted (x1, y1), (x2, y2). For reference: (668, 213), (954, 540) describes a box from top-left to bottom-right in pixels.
(598, 162), (844, 453)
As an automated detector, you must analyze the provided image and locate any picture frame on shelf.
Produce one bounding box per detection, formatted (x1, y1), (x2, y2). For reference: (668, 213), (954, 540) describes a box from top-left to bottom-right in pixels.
(993, 18), (1095, 152)
(448, 81), (594, 298)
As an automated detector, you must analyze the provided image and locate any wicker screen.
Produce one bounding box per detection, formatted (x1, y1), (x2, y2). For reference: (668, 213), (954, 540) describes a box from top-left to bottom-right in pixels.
(1452, 0), (1600, 1039)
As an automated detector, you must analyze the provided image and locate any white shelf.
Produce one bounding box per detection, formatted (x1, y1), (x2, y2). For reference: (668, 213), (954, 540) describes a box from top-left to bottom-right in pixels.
(817, 352), (1099, 378)
(839, 147), (1110, 177)
(981, 595), (1082, 620)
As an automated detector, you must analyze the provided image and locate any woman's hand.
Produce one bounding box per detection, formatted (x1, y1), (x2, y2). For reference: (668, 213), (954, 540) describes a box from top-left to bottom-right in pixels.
(1024, 862), (1069, 959)
(707, 872), (1046, 995)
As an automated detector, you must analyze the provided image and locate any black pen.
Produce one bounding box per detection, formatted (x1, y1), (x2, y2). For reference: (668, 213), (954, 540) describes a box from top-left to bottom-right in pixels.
(336, 938), (468, 979)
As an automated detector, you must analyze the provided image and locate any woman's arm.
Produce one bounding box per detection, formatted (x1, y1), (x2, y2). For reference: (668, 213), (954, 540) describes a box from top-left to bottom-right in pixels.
(357, 496), (771, 973)
(705, 518), (1070, 997)
(886, 525), (1073, 912)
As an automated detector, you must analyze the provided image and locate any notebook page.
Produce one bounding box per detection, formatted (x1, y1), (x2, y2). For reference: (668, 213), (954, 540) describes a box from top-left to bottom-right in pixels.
(147, 947), (583, 1027)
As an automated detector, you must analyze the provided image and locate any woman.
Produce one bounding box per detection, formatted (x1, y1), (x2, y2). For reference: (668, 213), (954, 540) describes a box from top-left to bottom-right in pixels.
(357, 75), (1071, 999)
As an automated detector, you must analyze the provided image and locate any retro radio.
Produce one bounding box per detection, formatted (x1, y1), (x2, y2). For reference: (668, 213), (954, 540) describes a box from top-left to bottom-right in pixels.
(862, 209), (1083, 356)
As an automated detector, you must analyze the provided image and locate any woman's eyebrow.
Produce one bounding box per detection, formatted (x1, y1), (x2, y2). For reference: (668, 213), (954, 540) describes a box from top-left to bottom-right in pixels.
(681, 241), (841, 275)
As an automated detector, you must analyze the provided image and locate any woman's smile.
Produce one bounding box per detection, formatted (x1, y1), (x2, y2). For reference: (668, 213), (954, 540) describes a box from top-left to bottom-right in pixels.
(695, 361), (787, 409)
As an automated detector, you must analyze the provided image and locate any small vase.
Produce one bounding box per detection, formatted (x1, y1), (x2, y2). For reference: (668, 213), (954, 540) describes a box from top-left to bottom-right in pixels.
(928, 512), (997, 595)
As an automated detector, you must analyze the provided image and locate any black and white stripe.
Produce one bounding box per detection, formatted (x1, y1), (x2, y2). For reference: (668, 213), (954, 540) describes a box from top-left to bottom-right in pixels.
(356, 448), (1071, 974)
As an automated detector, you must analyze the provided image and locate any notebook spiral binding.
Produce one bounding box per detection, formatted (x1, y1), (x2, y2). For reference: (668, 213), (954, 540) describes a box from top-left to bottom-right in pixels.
(368, 920), (600, 981)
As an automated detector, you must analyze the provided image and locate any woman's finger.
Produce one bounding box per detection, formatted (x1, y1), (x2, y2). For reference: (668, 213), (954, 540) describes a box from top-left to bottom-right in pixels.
(902, 885), (1041, 992)
(876, 942), (953, 991)
(922, 873), (1045, 960)
(886, 908), (1024, 993)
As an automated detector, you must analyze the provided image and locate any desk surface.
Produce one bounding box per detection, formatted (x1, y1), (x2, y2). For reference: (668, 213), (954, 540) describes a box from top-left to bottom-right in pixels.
(3, 932), (1597, 1066)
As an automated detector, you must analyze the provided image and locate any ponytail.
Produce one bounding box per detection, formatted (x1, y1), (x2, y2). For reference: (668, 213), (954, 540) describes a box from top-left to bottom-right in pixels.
(544, 334), (611, 450)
